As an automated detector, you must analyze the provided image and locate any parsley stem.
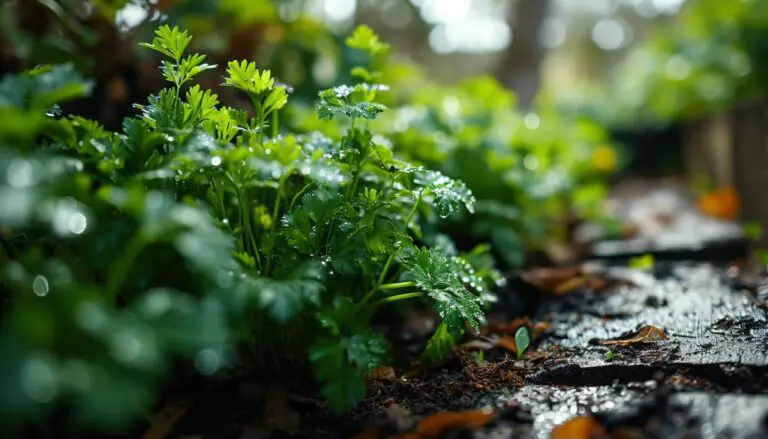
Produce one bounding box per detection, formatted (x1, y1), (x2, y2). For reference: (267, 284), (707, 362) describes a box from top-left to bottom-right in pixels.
(272, 110), (279, 139)
(372, 292), (425, 307)
(360, 192), (424, 305)
(290, 183), (311, 210)
(265, 175), (287, 275)
(378, 281), (415, 290)
(106, 233), (146, 302)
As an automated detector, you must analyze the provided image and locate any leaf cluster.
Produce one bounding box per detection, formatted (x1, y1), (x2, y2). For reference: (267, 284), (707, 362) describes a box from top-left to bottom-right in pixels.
(0, 24), (496, 431)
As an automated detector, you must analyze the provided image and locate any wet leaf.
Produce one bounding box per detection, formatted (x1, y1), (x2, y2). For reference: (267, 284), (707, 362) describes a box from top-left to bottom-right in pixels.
(600, 325), (668, 347)
(550, 415), (607, 439)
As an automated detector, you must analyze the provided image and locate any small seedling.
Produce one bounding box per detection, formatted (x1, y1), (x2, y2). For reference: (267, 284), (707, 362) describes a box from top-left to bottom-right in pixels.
(473, 350), (486, 366)
(605, 350), (614, 362)
(515, 326), (530, 360)
(629, 253), (655, 270)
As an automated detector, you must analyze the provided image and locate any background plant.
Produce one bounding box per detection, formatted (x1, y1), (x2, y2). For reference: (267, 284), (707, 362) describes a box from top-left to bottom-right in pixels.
(287, 27), (618, 269)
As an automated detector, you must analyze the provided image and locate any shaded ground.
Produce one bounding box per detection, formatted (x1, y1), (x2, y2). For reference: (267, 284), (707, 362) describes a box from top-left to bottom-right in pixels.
(148, 178), (768, 439)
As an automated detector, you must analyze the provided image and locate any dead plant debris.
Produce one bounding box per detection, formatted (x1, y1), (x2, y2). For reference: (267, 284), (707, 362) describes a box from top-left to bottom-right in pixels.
(600, 325), (668, 347)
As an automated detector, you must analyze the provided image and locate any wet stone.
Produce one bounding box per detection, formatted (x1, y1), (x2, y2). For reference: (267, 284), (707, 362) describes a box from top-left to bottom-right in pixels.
(529, 262), (768, 387)
(478, 385), (650, 439)
(475, 388), (768, 439)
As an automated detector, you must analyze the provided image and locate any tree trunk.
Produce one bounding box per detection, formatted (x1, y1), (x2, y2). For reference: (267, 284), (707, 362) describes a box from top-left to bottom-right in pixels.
(494, 0), (550, 109)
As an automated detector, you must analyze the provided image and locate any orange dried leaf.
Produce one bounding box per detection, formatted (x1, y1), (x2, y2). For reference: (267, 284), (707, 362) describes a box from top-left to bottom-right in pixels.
(600, 325), (667, 347)
(698, 186), (740, 220)
(554, 275), (588, 295)
(371, 366), (396, 381)
(413, 409), (496, 438)
(550, 415), (606, 439)
(533, 322), (551, 337)
(484, 317), (532, 336)
(522, 266), (583, 294)
(495, 335), (518, 354)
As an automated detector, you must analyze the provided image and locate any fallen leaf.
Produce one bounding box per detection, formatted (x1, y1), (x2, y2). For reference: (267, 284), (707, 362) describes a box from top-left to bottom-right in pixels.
(142, 397), (191, 439)
(483, 317), (532, 336)
(521, 266), (584, 294)
(534, 322), (551, 335)
(371, 366), (396, 381)
(554, 275), (589, 295)
(495, 335), (518, 354)
(698, 186), (740, 220)
(550, 415), (607, 439)
(600, 325), (668, 347)
(411, 408), (496, 438)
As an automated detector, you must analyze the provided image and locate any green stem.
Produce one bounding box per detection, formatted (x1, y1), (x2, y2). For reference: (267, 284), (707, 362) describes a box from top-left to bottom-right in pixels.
(359, 191), (424, 306)
(272, 110), (279, 139)
(378, 281), (415, 290)
(106, 233), (146, 302)
(264, 175), (287, 275)
(289, 183), (311, 210)
(347, 159), (365, 198)
(240, 192), (262, 270)
(372, 292), (425, 307)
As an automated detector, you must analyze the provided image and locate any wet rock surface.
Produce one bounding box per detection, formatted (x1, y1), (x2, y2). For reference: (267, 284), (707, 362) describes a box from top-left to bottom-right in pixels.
(528, 263), (768, 388)
(318, 262), (768, 439)
(463, 262), (768, 438)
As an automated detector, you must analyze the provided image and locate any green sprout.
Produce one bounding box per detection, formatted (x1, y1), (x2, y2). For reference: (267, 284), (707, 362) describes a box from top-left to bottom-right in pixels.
(515, 326), (530, 360)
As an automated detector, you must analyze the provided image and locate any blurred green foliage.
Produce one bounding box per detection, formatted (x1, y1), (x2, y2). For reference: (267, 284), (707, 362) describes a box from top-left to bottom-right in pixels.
(566, 0), (768, 125)
(289, 56), (617, 267)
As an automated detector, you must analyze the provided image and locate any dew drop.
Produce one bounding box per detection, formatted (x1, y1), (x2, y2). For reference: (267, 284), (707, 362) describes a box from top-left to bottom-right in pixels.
(32, 275), (49, 297)
(68, 212), (87, 235)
